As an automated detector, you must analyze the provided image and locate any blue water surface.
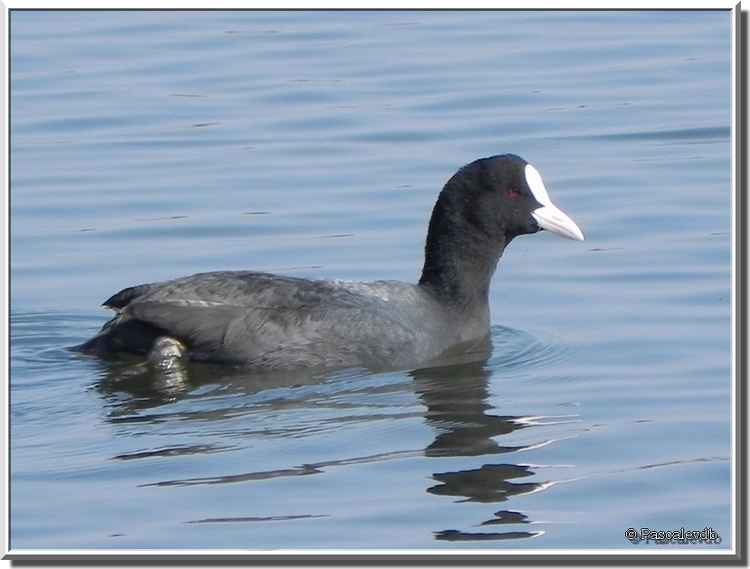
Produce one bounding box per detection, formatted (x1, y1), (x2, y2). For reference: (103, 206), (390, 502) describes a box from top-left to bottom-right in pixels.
(10, 10), (732, 550)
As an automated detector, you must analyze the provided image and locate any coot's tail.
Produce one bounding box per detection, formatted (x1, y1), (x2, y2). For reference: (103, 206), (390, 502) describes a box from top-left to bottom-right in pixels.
(74, 282), (163, 355)
(74, 316), (168, 355)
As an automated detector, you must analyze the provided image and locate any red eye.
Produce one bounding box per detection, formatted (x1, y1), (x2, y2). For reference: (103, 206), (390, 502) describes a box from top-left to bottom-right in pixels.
(507, 188), (521, 199)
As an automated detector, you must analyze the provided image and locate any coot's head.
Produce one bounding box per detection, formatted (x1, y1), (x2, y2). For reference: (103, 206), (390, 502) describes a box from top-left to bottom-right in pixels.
(419, 154), (583, 302)
(444, 154), (584, 242)
(420, 154), (584, 303)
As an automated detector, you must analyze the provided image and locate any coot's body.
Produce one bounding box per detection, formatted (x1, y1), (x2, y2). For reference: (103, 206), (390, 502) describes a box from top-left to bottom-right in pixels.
(78, 154), (583, 370)
(85, 272), (485, 369)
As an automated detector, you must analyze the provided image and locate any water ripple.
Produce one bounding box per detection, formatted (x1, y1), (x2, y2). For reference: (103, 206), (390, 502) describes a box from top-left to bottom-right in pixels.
(488, 325), (571, 374)
(561, 125), (729, 142)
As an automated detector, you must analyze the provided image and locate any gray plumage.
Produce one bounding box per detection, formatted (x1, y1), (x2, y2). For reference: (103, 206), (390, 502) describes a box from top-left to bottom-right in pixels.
(82, 271), (488, 370)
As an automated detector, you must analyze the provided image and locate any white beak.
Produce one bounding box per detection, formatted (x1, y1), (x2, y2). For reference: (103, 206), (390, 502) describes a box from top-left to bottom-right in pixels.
(525, 164), (585, 241)
(532, 203), (585, 241)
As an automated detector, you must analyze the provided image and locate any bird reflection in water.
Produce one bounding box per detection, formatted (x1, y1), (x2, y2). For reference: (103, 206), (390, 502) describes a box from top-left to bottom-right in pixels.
(411, 354), (545, 542)
(90, 335), (551, 542)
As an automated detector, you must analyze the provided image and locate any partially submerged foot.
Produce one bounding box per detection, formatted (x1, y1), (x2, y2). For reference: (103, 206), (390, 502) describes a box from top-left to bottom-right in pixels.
(148, 336), (187, 369)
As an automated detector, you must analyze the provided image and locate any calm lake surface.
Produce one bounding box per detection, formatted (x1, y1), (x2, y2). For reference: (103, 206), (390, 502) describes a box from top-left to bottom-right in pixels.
(10, 10), (733, 550)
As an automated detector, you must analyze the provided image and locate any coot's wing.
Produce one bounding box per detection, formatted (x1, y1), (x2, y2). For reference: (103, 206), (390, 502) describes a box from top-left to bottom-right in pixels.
(112, 271), (365, 362)
(125, 299), (241, 357)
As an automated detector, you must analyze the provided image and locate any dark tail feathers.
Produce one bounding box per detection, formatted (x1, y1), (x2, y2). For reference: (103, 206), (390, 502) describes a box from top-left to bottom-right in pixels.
(103, 283), (155, 310)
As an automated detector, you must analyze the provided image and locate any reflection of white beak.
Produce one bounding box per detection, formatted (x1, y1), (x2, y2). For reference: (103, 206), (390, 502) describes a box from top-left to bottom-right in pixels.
(525, 164), (585, 241)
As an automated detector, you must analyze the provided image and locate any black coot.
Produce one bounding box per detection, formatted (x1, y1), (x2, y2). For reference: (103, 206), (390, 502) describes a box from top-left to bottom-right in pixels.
(78, 154), (584, 370)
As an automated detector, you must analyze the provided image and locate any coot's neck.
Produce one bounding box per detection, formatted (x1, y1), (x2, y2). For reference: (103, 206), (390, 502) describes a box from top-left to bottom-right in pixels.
(418, 189), (508, 311)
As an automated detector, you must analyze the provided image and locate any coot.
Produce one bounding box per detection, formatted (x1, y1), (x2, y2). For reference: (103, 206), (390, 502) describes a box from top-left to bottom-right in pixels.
(78, 154), (584, 370)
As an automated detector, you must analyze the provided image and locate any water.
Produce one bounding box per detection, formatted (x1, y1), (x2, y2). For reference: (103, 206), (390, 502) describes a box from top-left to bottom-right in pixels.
(10, 10), (732, 550)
